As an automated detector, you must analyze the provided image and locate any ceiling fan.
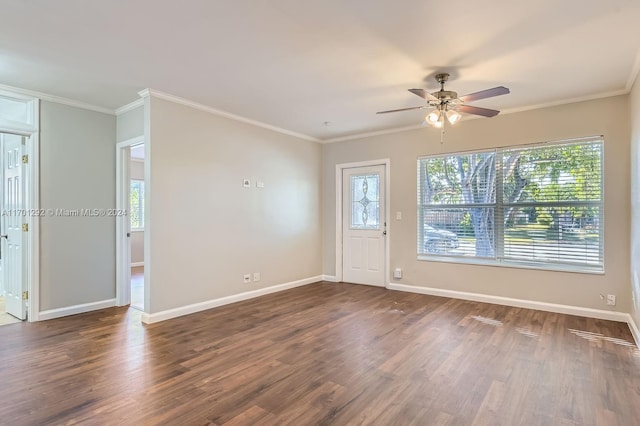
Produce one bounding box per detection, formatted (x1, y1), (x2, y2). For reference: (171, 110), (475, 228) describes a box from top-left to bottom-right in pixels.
(377, 73), (510, 139)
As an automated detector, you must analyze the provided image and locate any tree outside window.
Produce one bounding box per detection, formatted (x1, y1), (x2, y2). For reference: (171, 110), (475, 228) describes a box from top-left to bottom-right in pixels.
(417, 138), (603, 272)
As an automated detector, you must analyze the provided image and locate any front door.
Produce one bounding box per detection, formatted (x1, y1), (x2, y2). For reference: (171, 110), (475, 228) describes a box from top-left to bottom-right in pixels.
(2, 133), (25, 320)
(342, 165), (386, 286)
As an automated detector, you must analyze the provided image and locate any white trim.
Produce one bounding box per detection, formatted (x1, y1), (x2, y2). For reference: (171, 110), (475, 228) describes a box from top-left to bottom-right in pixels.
(141, 275), (322, 324)
(39, 299), (116, 321)
(325, 124), (424, 144)
(26, 101), (40, 321)
(131, 262), (144, 268)
(115, 98), (144, 116)
(130, 158), (145, 163)
(498, 89), (628, 117)
(143, 96), (151, 313)
(137, 88), (321, 143)
(321, 275), (338, 282)
(628, 314), (640, 349)
(335, 159), (391, 286)
(0, 83), (114, 115)
(388, 282), (629, 322)
(115, 136), (144, 307)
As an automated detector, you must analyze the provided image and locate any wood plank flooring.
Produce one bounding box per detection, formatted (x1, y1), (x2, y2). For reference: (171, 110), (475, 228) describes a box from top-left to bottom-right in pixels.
(0, 282), (639, 425)
(130, 266), (144, 311)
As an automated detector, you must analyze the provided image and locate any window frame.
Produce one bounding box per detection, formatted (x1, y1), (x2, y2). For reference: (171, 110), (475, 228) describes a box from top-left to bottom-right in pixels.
(417, 137), (604, 274)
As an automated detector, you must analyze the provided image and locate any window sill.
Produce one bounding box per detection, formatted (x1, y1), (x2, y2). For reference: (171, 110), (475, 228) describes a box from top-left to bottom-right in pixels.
(416, 254), (604, 275)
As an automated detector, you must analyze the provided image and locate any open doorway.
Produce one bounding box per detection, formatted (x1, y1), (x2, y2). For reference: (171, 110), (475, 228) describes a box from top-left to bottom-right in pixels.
(116, 135), (145, 311)
(129, 143), (145, 310)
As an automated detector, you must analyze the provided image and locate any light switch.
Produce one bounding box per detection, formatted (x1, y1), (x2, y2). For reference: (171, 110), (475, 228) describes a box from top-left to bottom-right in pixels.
(396, 211), (402, 220)
(256, 181), (264, 188)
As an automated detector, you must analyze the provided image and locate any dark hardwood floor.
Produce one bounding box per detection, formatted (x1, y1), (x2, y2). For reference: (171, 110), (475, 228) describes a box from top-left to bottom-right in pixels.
(1, 282), (639, 425)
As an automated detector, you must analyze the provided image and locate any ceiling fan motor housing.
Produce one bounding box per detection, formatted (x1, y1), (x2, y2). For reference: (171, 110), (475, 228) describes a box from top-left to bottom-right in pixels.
(431, 73), (457, 105)
(432, 90), (458, 102)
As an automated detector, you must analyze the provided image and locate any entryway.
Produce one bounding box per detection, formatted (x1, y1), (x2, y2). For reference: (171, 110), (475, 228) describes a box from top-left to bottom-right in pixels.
(0, 92), (39, 324)
(336, 160), (390, 287)
(129, 143), (145, 310)
(115, 136), (146, 311)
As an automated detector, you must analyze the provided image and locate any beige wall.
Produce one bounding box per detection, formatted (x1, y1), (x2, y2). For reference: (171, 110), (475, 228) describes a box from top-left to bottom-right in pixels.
(40, 101), (117, 310)
(323, 95), (631, 312)
(130, 159), (144, 265)
(147, 96), (322, 313)
(630, 75), (640, 327)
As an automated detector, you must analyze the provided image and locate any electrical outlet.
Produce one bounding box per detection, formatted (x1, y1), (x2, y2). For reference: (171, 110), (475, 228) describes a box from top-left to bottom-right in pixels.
(243, 179), (250, 188)
(243, 274), (251, 283)
(253, 272), (261, 282)
(606, 294), (616, 306)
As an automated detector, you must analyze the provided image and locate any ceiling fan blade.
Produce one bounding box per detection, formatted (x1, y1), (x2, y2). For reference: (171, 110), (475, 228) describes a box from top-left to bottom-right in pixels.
(458, 86), (510, 103)
(409, 89), (438, 102)
(457, 104), (500, 117)
(376, 106), (428, 114)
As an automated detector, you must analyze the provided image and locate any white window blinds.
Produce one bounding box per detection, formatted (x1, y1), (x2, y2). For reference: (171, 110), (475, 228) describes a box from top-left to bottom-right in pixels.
(417, 137), (604, 272)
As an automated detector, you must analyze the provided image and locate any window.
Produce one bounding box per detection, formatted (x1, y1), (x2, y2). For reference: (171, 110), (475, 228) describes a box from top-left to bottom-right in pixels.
(350, 173), (380, 229)
(417, 138), (603, 272)
(130, 180), (144, 230)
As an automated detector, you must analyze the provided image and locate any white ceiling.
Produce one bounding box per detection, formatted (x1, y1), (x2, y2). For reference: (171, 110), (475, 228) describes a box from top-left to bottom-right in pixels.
(1, 0), (639, 141)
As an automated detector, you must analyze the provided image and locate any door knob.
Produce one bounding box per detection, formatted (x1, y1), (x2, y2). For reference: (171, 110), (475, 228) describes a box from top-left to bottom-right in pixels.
(0, 235), (7, 239)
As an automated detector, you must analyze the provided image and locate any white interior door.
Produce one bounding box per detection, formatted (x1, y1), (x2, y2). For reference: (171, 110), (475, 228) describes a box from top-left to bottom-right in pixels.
(2, 133), (26, 320)
(342, 165), (386, 286)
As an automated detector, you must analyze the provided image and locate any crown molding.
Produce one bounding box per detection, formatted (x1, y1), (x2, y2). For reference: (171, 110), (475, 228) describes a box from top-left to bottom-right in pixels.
(499, 89), (628, 116)
(0, 83), (114, 115)
(137, 88), (321, 143)
(115, 98), (144, 115)
(323, 123), (424, 144)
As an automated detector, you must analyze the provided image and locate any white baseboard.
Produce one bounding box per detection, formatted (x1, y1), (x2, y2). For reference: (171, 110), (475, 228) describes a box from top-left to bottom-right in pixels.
(39, 298), (116, 321)
(131, 262), (144, 267)
(141, 275), (323, 324)
(322, 275), (338, 282)
(387, 282), (630, 323)
(628, 314), (640, 349)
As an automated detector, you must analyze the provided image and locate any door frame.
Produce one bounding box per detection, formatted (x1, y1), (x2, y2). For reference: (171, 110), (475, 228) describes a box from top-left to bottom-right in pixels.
(0, 92), (39, 322)
(115, 136), (144, 307)
(335, 159), (390, 286)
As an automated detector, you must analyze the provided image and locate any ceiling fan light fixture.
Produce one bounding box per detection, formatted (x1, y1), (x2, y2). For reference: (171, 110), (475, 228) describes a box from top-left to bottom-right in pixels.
(376, 73), (509, 142)
(446, 109), (462, 125)
(426, 109), (441, 124)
